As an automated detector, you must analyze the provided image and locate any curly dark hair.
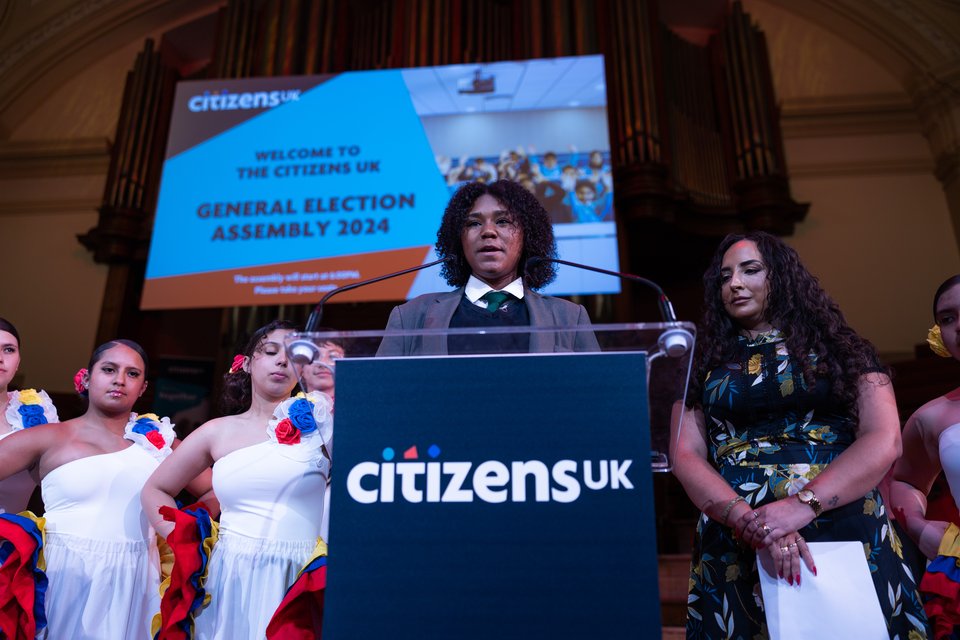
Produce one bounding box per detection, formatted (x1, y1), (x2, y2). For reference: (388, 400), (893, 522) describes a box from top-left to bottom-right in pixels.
(687, 231), (885, 414)
(220, 319), (298, 415)
(435, 179), (558, 289)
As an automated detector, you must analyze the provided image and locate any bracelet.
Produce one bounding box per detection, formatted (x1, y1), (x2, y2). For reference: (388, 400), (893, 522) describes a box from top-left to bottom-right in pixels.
(720, 496), (746, 526)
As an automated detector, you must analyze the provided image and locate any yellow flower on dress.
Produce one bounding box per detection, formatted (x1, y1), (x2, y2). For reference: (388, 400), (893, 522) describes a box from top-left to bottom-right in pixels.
(862, 498), (877, 516)
(890, 526), (904, 559)
(780, 378), (794, 397)
(747, 354), (762, 375)
(909, 629), (927, 640)
(928, 325), (952, 358)
(725, 564), (740, 582)
(18, 389), (41, 405)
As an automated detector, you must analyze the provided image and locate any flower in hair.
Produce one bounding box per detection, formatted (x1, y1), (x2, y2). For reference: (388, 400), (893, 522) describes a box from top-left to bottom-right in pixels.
(228, 354), (246, 374)
(73, 368), (88, 394)
(928, 325), (952, 358)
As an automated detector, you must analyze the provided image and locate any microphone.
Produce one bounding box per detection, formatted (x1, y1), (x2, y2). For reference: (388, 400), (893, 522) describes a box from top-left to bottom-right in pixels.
(288, 256), (452, 365)
(524, 256), (693, 357)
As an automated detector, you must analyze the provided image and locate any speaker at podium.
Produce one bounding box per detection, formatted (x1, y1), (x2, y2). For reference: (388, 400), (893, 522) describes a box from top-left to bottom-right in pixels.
(286, 322), (695, 639)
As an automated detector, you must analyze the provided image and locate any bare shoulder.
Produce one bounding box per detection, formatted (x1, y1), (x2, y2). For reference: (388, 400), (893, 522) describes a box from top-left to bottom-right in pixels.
(193, 414), (267, 461)
(859, 371), (893, 387)
(8, 418), (81, 448)
(910, 391), (960, 439)
(184, 416), (237, 445)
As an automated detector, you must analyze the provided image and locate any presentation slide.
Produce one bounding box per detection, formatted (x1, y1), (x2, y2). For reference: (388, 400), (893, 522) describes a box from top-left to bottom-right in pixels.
(142, 55), (621, 310)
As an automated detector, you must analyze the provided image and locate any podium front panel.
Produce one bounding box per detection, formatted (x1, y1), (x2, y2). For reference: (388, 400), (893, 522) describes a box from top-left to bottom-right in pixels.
(323, 352), (661, 638)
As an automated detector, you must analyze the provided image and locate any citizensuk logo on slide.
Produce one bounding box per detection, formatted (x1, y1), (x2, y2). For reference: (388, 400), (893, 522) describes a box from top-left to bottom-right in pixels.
(345, 444), (634, 504)
(187, 89), (302, 112)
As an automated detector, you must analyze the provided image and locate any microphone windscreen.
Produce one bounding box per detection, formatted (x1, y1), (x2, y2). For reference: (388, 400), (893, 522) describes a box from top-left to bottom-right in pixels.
(287, 339), (320, 365)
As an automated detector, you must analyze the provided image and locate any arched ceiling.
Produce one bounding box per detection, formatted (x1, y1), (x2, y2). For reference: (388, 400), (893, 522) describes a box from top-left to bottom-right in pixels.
(0, 0), (220, 137)
(0, 0), (957, 138)
(761, 0), (960, 82)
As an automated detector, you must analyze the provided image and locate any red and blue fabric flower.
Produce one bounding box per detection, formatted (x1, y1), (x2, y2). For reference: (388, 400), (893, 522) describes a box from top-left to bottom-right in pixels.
(922, 522), (960, 639)
(123, 413), (175, 459)
(269, 393), (332, 448)
(131, 415), (167, 450)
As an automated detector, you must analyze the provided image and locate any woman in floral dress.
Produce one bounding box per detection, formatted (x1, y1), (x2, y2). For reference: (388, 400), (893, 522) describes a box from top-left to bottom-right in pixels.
(673, 231), (928, 639)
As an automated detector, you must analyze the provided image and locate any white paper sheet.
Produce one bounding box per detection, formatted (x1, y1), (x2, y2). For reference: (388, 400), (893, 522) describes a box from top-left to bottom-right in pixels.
(758, 541), (889, 640)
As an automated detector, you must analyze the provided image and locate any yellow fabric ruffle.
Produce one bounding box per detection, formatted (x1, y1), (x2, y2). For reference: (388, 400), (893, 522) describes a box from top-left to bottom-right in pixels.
(937, 522), (960, 558)
(150, 519), (219, 638)
(16, 510), (46, 572)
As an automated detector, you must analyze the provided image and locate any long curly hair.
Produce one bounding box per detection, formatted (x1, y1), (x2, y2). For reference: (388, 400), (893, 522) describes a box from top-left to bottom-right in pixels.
(220, 319), (298, 415)
(688, 231), (884, 414)
(435, 179), (558, 289)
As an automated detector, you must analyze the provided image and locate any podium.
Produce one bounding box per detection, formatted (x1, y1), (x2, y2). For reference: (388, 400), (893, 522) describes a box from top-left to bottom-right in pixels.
(286, 322), (695, 639)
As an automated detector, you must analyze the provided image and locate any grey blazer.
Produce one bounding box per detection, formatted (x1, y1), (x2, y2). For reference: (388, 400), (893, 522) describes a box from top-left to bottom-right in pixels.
(376, 286), (599, 356)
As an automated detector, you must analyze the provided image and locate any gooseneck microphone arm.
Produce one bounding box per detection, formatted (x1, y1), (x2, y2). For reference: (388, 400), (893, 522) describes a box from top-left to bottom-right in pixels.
(524, 256), (679, 323)
(304, 256), (452, 332)
(524, 256), (692, 357)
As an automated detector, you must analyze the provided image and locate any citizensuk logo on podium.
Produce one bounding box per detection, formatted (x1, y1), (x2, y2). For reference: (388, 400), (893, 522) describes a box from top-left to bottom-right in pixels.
(345, 444), (634, 504)
(187, 89), (302, 112)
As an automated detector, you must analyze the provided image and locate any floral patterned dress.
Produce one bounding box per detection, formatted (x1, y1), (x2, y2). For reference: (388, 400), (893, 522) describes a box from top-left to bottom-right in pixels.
(686, 331), (929, 640)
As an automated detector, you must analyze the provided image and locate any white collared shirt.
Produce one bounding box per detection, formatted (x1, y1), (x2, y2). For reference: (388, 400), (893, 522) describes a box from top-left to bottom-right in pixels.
(464, 275), (525, 309)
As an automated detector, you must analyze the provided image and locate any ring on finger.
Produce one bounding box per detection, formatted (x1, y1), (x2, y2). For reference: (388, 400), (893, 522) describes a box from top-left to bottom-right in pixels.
(780, 546), (789, 552)
(761, 523), (771, 535)
(789, 542), (798, 549)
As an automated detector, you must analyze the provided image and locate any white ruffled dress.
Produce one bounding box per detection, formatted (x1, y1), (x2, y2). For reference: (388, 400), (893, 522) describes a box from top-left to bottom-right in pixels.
(39, 414), (174, 640)
(193, 392), (333, 640)
(0, 389), (59, 514)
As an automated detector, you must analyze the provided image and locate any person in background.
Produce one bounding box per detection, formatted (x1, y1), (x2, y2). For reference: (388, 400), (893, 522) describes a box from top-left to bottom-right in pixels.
(298, 334), (344, 543)
(143, 319), (332, 639)
(891, 274), (960, 638)
(564, 179), (613, 223)
(580, 149), (613, 194)
(673, 231), (928, 639)
(531, 150), (562, 183)
(299, 337), (344, 403)
(471, 156), (498, 183)
(0, 317), (59, 515)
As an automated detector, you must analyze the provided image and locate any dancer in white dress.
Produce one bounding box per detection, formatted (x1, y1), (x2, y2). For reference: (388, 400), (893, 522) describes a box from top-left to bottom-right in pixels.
(891, 274), (960, 636)
(0, 339), (193, 639)
(0, 318), (59, 514)
(143, 320), (332, 639)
